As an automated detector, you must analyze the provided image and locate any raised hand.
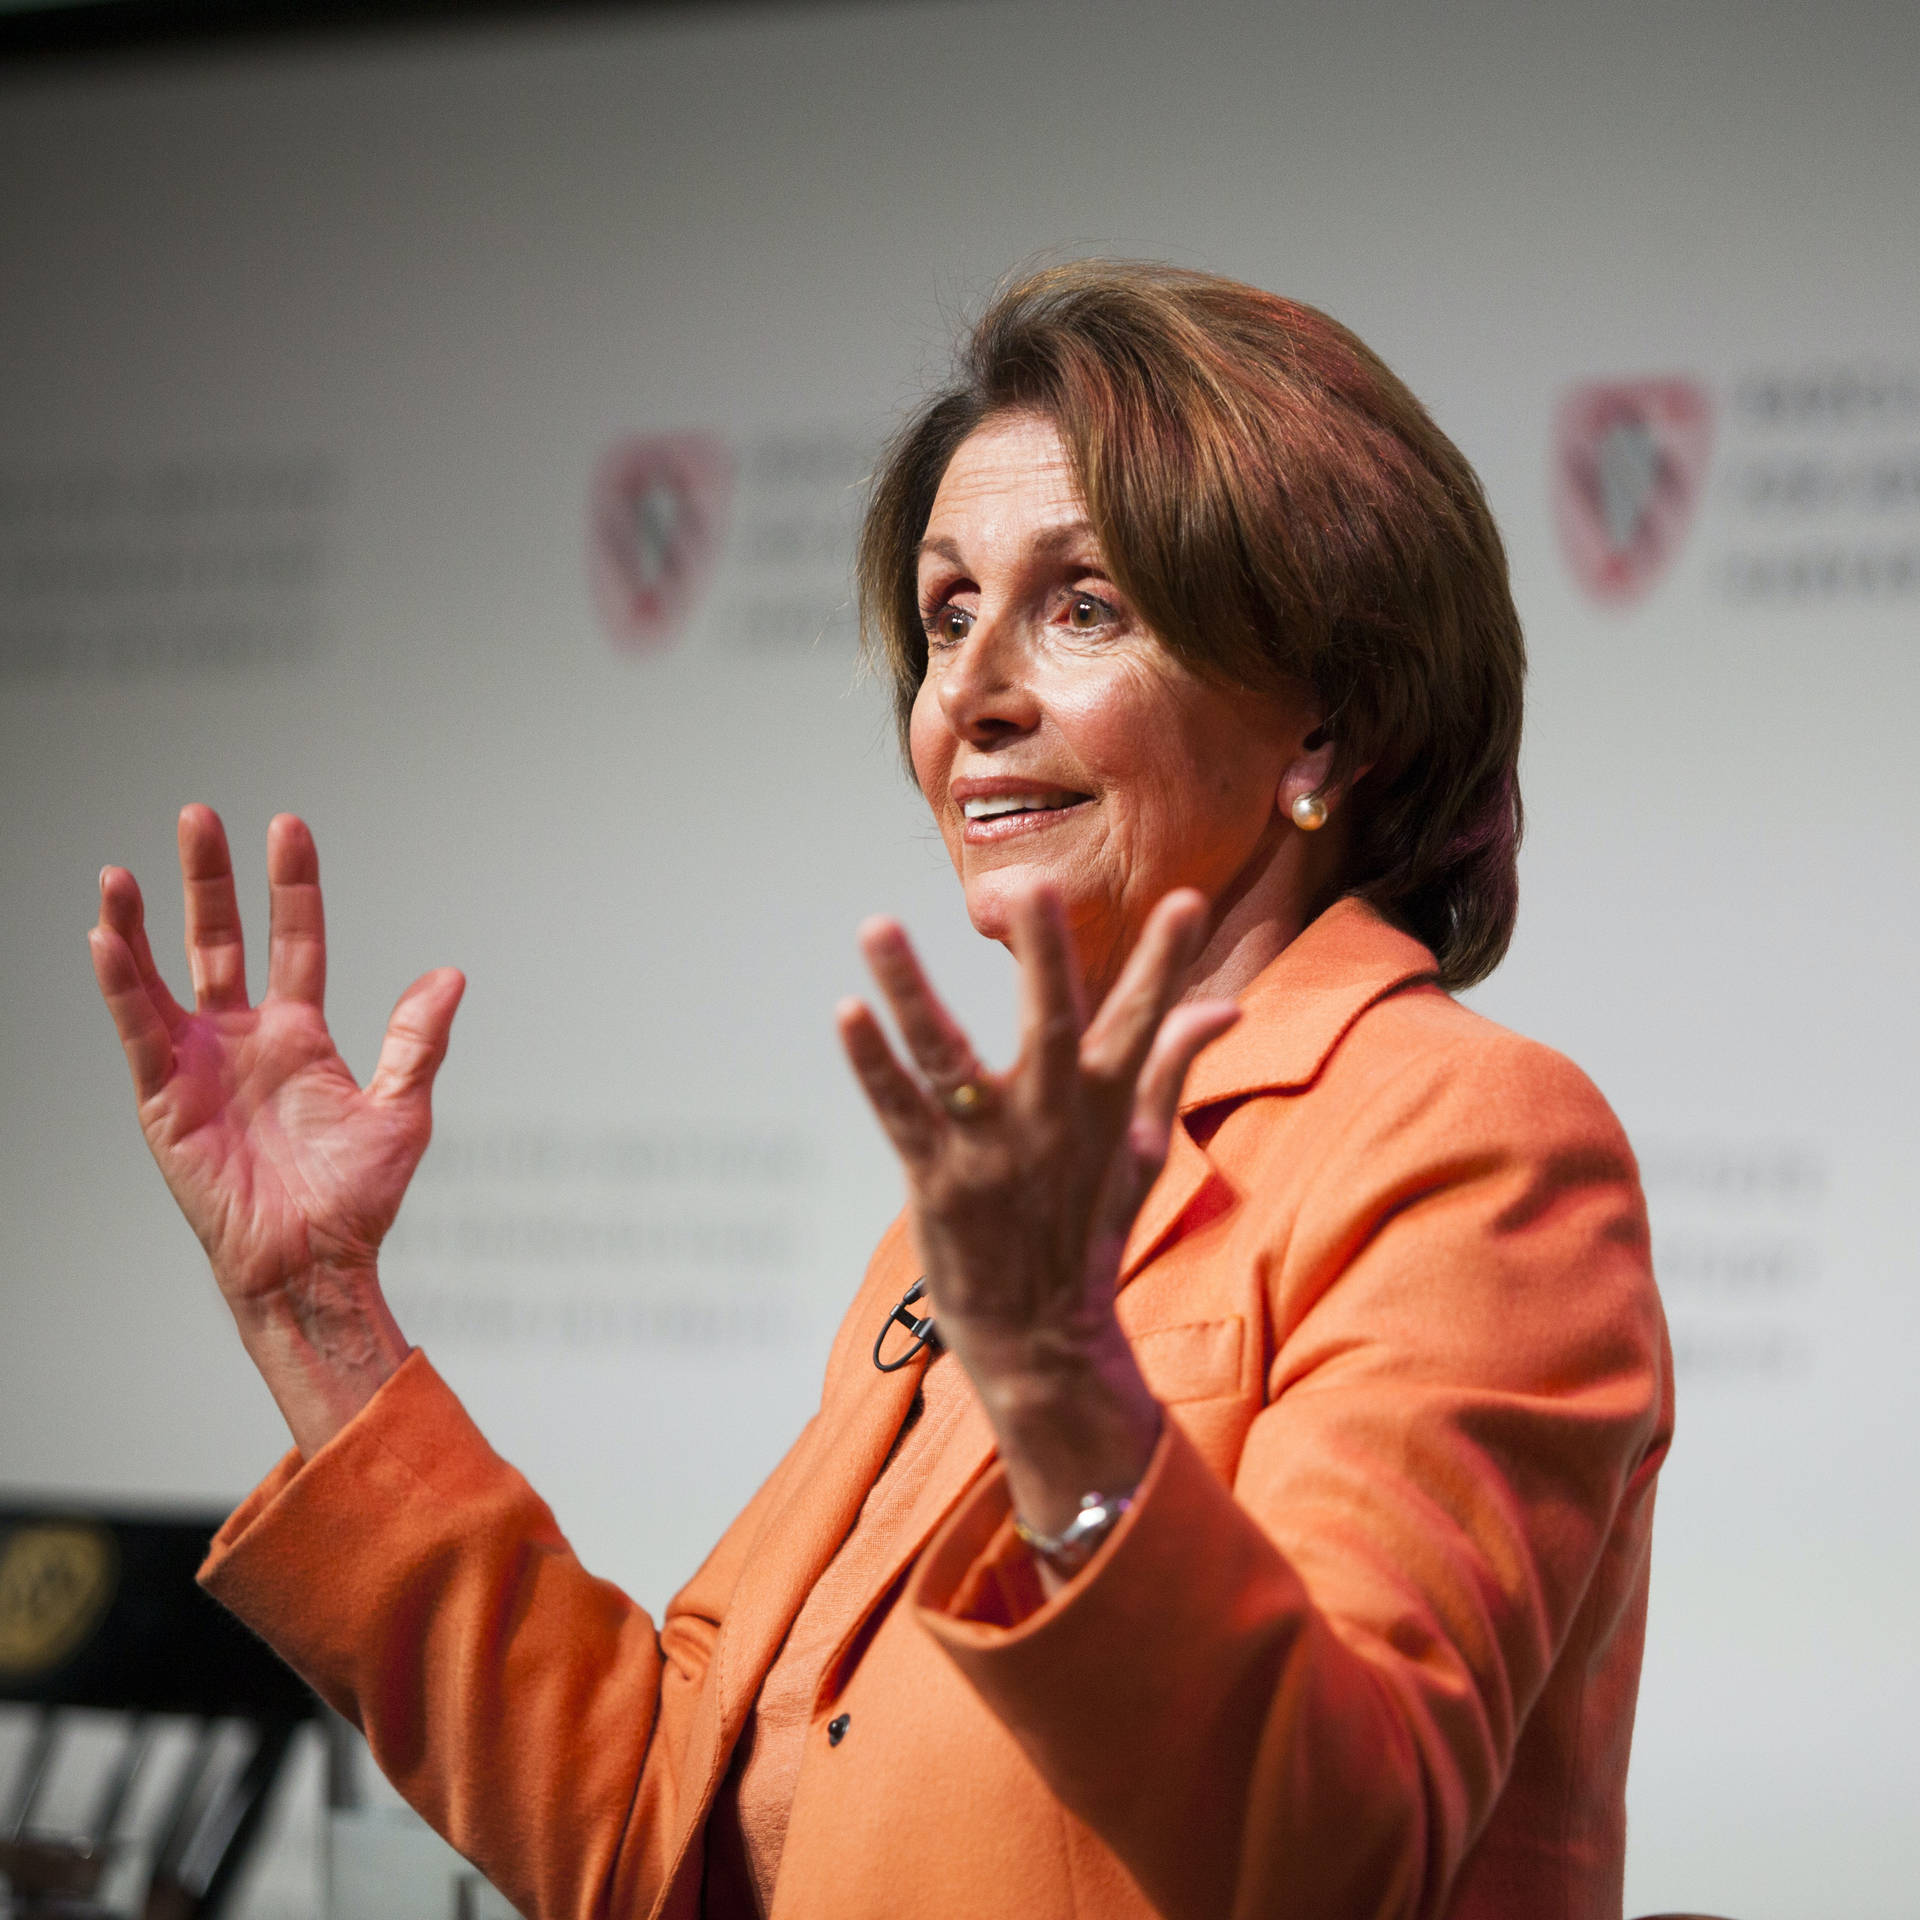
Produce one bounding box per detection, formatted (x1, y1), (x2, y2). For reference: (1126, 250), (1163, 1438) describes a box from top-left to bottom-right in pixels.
(837, 881), (1239, 1537)
(89, 805), (464, 1453)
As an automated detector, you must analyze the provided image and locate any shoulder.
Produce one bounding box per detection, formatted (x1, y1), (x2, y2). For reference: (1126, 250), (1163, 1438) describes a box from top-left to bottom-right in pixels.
(1302, 980), (1635, 1171)
(1218, 982), (1656, 1338)
(1192, 899), (1626, 1165)
(1202, 990), (1668, 1449)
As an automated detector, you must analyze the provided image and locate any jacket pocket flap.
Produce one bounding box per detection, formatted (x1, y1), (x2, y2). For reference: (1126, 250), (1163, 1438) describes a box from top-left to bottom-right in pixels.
(1130, 1315), (1245, 1403)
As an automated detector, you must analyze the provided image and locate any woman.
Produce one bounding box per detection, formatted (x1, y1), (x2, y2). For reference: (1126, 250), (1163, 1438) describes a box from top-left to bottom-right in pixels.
(89, 263), (1670, 1920)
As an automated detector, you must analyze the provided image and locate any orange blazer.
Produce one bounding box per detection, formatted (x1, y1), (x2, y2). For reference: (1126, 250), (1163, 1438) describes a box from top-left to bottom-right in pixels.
(202, 899), (1672, 1920)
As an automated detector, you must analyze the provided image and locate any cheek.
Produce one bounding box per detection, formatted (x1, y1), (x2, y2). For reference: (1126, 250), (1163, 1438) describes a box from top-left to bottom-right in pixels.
(1040, 653), (1158, 775)
(1105, 697), (1283, 868)
(907, 681), (952, 801)
(1053, 665), (1202, 836)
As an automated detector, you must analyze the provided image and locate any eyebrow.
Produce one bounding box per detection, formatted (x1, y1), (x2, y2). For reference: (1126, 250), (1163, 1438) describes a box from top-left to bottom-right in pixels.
(915, 521), (1106, 571)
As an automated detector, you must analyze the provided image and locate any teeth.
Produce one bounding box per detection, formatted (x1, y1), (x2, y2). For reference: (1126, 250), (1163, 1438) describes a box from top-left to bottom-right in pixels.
(963, 794), (1065, 820)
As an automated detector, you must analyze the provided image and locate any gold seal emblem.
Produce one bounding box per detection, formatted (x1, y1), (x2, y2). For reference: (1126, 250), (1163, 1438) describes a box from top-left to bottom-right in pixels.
(0, 1524), (118, 1678)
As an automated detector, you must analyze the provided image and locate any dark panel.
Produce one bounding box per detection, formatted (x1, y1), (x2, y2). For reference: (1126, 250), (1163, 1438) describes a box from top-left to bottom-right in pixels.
(0, 1501), (316, 1722)
(0, 0), (860, 63)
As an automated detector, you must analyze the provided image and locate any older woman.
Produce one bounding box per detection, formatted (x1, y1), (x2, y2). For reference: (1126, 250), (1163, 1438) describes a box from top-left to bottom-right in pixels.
(89, 263), (1670, 1920)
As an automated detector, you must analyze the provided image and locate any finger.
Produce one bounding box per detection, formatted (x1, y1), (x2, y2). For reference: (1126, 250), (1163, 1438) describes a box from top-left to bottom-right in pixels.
(1128, 1000), (1242, 1174)
(835, 998), (941, 1163)
(367, 968), (466, 1108)
(1009, 882), (1085, 1104)
(265, 814), (327, 1008)
(97, 865), (187, 1032)
(1081, 888), (1210, 1091)
(855, 917), (986, 1093)
(178, 804), (249, 1010)
(88, 924), (176, 1099)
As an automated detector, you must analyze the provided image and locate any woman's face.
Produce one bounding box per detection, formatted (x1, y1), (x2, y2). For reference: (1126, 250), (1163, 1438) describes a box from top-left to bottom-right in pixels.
(911, 412), (1320, 998)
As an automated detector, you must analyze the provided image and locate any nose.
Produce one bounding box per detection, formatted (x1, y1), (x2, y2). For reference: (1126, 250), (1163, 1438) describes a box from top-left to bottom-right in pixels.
(932, 610), (1041, 747)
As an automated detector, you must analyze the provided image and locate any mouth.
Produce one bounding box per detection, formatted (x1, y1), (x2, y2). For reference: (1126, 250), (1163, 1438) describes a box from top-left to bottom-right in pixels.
(953, 782), (1093, 840)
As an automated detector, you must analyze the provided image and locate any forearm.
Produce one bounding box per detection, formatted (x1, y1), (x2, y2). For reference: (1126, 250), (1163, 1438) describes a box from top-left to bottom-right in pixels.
(199, 1351), (683, 1920)
(228, 1263), (411, 1458)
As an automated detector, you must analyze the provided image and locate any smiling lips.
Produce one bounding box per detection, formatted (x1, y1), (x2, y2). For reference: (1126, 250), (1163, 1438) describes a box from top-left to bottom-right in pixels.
(952, 781), (1092, 840)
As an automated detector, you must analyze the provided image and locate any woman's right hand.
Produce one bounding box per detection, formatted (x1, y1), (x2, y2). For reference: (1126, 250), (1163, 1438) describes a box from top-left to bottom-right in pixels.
(89, 804), (465, 1453)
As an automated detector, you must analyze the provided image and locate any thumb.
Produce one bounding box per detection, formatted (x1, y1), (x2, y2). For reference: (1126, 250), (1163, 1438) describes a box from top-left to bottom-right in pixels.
(368, 967), (466, 1107)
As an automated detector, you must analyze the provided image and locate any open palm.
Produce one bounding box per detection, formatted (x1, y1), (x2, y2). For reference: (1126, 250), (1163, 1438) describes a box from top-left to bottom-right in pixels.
(89, 806), (465, 1315)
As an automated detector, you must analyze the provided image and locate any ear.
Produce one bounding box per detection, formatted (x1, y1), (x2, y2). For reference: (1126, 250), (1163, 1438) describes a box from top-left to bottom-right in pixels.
(1276, 715), (1342, 826)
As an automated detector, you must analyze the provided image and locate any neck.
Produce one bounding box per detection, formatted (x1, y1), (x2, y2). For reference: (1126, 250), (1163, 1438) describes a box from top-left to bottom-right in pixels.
(1079, 817), (1350, 1008)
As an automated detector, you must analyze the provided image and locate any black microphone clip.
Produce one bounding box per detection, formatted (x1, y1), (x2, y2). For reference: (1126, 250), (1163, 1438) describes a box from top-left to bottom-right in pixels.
(872, 1277), (941, 1373)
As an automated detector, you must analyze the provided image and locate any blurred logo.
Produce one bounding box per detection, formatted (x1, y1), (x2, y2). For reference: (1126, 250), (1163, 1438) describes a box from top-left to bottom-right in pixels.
(1553, 379), (1713, 605)
(589, 434), (734, 652)
(0, 1523), (117, 1677)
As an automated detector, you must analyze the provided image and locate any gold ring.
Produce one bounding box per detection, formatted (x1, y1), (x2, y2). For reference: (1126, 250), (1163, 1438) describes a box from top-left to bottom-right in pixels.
(941, 1079), (991, 1119)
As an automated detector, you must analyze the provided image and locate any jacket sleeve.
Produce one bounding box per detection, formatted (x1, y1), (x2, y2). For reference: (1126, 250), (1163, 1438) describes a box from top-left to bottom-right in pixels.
(199, 1350), (813, 1920)
(908, 1032), (1672, 1920)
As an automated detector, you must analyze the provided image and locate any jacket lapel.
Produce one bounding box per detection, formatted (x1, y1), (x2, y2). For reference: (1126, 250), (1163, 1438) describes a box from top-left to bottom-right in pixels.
(1120, 898), (1438, 1285)
(1116, 1115), (1223, 1287)
(707, 1256), (927, 1743)
(808, 1366), (998, 1701)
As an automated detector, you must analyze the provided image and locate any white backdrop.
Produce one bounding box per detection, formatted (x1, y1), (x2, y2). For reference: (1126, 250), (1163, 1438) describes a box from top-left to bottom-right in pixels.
(2, 2), (1917, 1913)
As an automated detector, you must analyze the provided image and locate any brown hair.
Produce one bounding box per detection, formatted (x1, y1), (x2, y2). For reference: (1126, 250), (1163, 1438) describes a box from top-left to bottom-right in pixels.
(856, 260), (1525, 989)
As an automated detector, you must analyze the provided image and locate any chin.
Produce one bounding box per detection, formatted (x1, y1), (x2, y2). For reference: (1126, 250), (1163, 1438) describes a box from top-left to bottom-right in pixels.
(963, 886), (1017, 947)
(961, 867), (1038, 946)
(962, 864), (1105, 951)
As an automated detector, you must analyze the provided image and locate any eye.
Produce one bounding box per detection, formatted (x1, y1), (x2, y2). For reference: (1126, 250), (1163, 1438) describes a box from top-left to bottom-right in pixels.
(923, 602), (973, 648)
(1063, 590), (1116, 632)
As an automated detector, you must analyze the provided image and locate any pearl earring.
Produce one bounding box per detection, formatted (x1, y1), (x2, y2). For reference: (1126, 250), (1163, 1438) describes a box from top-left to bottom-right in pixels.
(1291, 791), (1329, 832)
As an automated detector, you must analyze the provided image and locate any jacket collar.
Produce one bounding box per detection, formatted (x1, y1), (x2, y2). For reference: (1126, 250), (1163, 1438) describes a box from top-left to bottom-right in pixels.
(1118, 896), (1438, 1280)
(1178, 895), (1440, 1109)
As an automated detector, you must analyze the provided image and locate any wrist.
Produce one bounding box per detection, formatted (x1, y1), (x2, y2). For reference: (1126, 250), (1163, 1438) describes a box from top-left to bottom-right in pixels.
(1012, 1488), (1139, 1580)
(229, 1263), (410, 1459)
(960, 1321), (1161, 1541)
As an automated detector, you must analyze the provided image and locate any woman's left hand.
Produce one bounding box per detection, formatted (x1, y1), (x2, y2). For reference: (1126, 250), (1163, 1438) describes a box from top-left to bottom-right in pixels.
(837, 882), (1239, 1538)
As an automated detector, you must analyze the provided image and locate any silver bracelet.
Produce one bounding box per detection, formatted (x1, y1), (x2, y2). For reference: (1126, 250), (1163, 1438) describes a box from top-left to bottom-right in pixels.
(1011, 1489), (1135, 1577)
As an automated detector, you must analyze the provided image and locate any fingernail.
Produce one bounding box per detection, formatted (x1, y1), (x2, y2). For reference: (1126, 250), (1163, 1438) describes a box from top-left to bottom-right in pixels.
(98, 866), (109, 891)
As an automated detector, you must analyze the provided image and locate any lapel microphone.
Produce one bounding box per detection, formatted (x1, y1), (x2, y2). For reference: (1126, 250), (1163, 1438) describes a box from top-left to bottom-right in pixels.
(872, 1277), (941, 1373)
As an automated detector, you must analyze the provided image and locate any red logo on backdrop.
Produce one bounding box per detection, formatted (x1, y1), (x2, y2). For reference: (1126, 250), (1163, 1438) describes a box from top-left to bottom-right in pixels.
(589, 434), (734, 651)
(1552, 380), (1712, 605)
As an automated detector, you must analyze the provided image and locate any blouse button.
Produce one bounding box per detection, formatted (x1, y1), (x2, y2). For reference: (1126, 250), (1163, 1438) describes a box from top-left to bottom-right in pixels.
(827, 1713), (850, 1747)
